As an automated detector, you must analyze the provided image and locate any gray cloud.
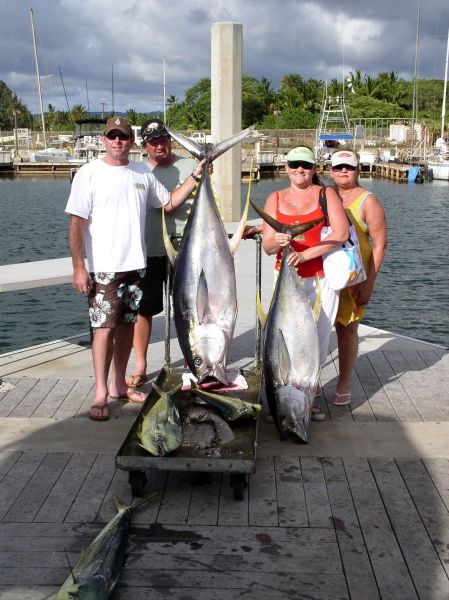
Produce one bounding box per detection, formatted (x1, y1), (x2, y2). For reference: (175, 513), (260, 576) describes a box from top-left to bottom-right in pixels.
(1, 0), (448, 115)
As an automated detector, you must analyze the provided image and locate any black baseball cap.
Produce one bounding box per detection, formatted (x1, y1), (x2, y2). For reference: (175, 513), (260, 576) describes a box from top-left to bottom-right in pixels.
(140, 119), (169, 142)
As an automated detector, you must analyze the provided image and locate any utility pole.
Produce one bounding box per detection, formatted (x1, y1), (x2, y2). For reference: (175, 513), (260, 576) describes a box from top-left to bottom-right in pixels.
(13, 109), (21, 158)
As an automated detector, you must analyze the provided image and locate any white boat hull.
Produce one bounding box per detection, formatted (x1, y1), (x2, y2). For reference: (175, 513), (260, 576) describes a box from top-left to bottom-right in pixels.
(428, 161), (449, 181)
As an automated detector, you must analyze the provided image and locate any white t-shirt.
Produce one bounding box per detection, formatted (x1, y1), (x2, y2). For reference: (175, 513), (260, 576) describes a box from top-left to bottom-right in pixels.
(65, 158), (170, 272)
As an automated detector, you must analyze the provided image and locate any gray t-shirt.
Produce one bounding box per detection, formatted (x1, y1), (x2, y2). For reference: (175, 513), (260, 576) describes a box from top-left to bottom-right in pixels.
(145, 154), (197, 257)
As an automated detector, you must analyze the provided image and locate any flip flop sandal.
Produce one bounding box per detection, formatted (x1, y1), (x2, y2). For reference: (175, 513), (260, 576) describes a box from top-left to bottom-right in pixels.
(89, 404), (109, 421)
(126, 374), (147, 388)
(126, 388), (147, 404)
(311, 405), (326, 421)
(332, 392), (352, 406)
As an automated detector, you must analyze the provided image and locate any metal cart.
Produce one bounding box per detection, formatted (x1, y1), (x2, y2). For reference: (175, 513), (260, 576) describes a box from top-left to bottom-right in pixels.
(115, 235), (263, 501)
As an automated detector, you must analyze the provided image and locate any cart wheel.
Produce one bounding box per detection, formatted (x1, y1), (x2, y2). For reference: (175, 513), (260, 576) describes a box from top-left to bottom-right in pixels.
(129, 470), (147, 497)
(230, 474), (247, 501)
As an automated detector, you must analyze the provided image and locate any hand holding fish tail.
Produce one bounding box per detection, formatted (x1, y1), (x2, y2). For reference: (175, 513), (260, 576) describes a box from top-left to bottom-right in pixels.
(274, 232), (291, 247)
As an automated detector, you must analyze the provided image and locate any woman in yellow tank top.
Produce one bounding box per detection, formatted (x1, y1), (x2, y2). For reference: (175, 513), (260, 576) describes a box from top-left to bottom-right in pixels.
(330, 151), (388, 406)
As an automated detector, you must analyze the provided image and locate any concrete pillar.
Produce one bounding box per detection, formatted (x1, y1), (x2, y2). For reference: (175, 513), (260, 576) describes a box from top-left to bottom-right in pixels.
(211, 22), (242, 223)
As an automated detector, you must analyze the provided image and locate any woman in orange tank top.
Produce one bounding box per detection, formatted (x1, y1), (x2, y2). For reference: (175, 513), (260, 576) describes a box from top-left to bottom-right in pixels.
(262, 146), (349, 419)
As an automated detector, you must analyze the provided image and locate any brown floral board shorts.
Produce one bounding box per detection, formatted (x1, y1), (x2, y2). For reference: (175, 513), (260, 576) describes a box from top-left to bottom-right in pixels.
(88, 270), (145, 328)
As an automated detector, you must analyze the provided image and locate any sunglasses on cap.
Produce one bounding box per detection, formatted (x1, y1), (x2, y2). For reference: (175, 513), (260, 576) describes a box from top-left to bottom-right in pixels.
(287, 160), (314, 170)
(331, 164), (357, 172)
(143, 122), (165, 135)
(105, 131), (131, 141)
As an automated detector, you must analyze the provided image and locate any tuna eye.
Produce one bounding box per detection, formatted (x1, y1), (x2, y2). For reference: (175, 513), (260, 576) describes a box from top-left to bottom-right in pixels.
(194, 357), (203, 367)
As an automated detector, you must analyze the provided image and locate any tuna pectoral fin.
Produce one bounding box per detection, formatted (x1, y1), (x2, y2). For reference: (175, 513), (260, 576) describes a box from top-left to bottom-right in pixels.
(229, 162), (253, 255)
(162, 207), (177, 266)
(197, 270), (214, 323)
(277, 330), (292, 386)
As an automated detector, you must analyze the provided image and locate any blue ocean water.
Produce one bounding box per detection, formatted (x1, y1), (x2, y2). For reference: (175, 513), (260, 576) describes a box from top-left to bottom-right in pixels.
(0, 174), (448, 353)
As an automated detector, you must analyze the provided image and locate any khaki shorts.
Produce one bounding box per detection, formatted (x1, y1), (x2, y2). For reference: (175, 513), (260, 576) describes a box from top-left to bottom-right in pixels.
(88, 270), (145, 328)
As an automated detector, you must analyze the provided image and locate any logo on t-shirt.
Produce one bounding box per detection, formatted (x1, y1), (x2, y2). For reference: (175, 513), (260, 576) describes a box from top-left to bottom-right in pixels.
(134, 183), (145, 190)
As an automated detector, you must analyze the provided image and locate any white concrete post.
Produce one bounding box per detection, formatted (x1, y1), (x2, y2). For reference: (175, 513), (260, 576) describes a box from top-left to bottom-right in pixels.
(211, 22), (242, 223)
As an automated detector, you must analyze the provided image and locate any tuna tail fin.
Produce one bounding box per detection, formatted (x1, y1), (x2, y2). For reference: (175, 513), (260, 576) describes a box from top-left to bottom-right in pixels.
(166, 125), (255, 162)
(165, 128), (204, 160)
(162, 206), (177, 267)
(229, 159), (254, 255)
(208, 125), (255, 162)
(112, 492), (159, 513)
(249, 199), (324, 236)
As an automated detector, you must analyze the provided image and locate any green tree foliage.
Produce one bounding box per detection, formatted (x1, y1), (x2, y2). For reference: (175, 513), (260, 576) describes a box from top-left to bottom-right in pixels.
(0, 81), (33, 129)
(2, 69), (446, 135)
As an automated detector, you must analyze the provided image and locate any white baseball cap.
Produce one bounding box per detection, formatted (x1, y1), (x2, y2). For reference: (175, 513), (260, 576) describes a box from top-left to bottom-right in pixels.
(331, 150), (358, 168)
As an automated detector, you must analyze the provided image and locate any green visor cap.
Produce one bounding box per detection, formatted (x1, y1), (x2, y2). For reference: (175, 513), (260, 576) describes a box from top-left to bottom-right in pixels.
(286, 147), (316, 164)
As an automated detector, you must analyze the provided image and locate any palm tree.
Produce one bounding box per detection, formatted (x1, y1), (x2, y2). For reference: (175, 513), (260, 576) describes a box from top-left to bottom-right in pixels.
(126, 109), (138, 124)
(280, 73), (304, 94)
(70, 104), (88, 123)
(166, 94), (177, 107)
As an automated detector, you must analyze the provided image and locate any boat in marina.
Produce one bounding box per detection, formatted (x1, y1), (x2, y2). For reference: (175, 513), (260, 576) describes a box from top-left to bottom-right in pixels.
(427, 29), (449, 180)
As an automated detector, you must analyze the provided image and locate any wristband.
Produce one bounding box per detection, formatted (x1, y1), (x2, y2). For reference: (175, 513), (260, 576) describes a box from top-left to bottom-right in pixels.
(191, 172), (201, 182)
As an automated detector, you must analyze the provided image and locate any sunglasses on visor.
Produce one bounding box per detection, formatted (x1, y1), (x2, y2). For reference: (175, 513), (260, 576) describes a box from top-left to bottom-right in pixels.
(287, 160), (314, 170)
(105, 131), (131, 141)
(143, 122), (165, 135)
(331, 164), (357, 171)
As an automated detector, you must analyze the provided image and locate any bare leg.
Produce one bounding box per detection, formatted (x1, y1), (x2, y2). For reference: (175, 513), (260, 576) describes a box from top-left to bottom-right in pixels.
(109, 322), (135, 398)
(128, 313), (153, 381)
(91, 327), (115, 407)
(335, 321), (359, 394)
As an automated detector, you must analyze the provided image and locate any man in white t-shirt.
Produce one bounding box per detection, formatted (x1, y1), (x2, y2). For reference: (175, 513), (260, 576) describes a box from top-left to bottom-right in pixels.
(126, 119), (198, 390)
(65, 116), (204, 421)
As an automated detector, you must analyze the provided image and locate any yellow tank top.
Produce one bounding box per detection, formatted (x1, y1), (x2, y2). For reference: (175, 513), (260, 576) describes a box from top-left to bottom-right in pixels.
(345, 191), (372, 271)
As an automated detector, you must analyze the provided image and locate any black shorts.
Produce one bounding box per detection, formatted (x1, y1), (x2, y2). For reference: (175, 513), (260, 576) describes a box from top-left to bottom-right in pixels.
(139, 256), (168, 316)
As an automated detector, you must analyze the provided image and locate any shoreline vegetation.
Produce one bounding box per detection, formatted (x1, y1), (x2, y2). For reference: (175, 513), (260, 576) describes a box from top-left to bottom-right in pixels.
(0, 71), (447, 135)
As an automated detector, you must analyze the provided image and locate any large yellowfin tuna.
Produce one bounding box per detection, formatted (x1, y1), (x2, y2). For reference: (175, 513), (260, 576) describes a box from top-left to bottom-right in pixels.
(56, 493), (156, 599)
(163, 126), (254, 385)
(251, 200), (322, 442)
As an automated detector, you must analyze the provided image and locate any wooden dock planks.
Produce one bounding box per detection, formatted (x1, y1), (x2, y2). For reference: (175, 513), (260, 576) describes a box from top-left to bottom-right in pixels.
(0, 450), (447, 598)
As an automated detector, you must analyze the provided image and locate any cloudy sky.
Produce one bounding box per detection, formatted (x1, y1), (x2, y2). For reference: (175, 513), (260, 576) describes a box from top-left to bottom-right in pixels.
(1, 0), (448, 116)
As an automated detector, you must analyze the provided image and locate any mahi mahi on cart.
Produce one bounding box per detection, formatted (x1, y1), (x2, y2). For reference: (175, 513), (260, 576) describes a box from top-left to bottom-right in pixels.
(56, 493), (156, 600)
(251, 200), (323, 442)
(162, 126), (255, 385)
(138, 383), (182, 456)
(190, 382), (261, 421)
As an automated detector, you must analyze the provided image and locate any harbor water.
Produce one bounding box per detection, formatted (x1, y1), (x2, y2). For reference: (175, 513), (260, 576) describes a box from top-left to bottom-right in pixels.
(0, 174), (448, 354)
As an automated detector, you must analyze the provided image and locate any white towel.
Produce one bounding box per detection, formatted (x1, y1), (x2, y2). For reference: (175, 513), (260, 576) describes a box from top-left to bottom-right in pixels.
(181, 369), (248, 392)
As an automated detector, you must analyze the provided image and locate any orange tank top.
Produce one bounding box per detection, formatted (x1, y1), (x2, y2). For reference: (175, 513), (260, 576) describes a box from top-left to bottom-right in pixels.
(275, 191), (325, 277)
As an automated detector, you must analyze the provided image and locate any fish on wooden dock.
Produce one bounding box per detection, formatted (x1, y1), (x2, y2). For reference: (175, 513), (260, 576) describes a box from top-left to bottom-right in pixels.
(56, 493), (156, 599)
(190, 382), (261, 421)
(163, 126), (254, 386)
(251, 200), (322, 442)
(138, 383), (182, 456)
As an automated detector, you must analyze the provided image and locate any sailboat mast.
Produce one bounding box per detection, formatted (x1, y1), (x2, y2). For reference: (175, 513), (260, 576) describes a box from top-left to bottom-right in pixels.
(411, 4), (420, 146)
(163, 55), (167, 123)
(30, 8), (47, 150)
(441, 28), (449, 139)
